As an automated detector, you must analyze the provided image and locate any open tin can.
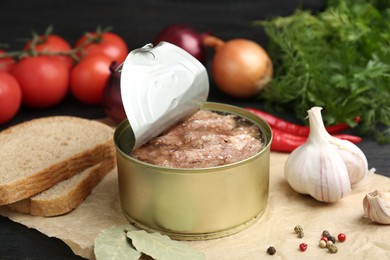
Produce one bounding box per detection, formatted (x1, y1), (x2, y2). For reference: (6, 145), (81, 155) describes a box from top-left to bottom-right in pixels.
(114, 42), (272, 240)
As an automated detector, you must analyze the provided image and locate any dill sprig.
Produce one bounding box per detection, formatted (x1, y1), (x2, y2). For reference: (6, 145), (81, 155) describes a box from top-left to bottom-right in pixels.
(255, 0), (390, 143)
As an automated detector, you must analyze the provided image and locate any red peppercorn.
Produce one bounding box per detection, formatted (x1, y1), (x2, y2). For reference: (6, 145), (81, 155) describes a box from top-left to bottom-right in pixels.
(338, 233), (346, 242)
(299, 243), (308, 252)
(320, 236), (328, 242)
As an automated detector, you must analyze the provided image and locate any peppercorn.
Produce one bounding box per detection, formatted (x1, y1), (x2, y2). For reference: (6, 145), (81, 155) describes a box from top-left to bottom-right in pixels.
(294, 225), (304, 238)
(326, 240), (333, 248)
(319, 240), (327, 248)
(323, 230), (331, 237)
(294, 225), (303, 234)
(320, 236), (328, 242)
(328, 235), (336, 244)
(267, 246), (276, 255)
(338, 233), (346, 242)
(299, 243), (308, 252)
(328, 244), (338, 254)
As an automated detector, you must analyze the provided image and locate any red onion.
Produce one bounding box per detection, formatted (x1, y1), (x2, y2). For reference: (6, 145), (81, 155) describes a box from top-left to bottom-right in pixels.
(153, 24), (208, 64)
(102, 61), (126, 123)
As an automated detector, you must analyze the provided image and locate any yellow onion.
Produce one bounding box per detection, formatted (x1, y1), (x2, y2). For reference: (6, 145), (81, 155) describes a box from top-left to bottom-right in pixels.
(203, 35), (273, 98)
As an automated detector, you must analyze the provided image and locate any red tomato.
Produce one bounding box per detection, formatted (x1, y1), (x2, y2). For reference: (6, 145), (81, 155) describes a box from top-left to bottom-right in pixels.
(0, 72), (22, 124)
(0, 50), (16, 72)
(70, 54), (112, 105)
(24, 35), (73, 69)
(12, 56), (69, 108)
(75, 32), (128, 64)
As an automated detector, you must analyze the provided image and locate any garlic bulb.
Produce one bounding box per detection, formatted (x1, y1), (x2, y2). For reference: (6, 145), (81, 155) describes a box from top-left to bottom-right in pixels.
(328, 131), (369, 185)
(363, 190), (390, 224)
(285, 107), (351, 202)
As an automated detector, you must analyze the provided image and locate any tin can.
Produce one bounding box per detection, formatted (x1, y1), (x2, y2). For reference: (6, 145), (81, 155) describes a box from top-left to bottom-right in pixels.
(114, 102), (272, 240)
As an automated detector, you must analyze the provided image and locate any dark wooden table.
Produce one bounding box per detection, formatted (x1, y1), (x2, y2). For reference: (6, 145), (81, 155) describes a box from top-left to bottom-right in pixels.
(1, 1), (389, 259)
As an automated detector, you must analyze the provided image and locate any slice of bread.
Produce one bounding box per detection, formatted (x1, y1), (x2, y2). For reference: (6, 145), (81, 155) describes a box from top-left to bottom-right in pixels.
(7, 156), (115, 216)
(0, 116), (115, 205)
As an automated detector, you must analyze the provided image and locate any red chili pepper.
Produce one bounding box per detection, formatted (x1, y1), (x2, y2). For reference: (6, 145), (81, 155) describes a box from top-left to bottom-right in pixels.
(246, 107), (360, 136)
(271, 128), (362, 153)
(332, 134), (362, 143)
(325, 117), (361, 133)
(271, 128), (306, 152)
(246, 107), (310, 136)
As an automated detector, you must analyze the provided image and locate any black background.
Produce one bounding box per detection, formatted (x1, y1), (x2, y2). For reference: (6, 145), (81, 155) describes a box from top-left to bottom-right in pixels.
(1, 1), (389, 259)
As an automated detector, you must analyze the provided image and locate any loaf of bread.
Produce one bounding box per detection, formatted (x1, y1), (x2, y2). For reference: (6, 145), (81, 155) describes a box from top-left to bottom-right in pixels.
(0, 116), (115, 205)
(7, 156), (115, 216)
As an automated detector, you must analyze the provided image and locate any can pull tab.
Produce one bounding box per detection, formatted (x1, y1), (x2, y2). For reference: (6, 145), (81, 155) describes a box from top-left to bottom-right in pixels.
(115, 44), (155, 74)
(120, 42), (209, 150)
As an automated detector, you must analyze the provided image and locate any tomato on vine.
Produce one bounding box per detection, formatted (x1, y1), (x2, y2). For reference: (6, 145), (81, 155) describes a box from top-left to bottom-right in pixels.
(70, 54), (112, 105)
(12, 56), (69, 108)
(24, 33), (74, 70)
(0, 72), (22, 124)
(0, 50), (16, 72)
(75, 30), (128, 64)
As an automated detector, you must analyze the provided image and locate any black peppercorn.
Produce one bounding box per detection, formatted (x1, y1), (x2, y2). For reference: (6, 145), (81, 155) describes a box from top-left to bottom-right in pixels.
(267, 246), (276, 255)
(328, 235), (336, 244)
(322, 230), (330, 238)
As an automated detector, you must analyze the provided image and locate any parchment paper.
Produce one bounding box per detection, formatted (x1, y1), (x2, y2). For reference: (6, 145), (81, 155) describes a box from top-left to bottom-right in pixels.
(1, 153), (389, 260)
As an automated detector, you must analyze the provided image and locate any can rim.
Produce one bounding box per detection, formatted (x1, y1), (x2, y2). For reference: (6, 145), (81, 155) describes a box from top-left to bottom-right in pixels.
(114, 102), (273, 173)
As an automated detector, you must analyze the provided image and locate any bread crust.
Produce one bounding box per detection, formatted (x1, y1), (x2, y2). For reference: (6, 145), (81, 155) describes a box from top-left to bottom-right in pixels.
(0, 116), (115, 205)
(8, 156), (116, 216)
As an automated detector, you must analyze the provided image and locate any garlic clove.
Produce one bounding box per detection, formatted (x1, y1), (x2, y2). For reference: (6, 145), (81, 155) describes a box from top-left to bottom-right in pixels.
(363, 190), (390, 224)
(284, 107), (351, 202)
(328, 137), (370, 185)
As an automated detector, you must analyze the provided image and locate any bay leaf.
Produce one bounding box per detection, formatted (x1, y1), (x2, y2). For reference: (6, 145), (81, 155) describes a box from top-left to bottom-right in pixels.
(127, 230), (206, 260)
(94, 224), (141, 260)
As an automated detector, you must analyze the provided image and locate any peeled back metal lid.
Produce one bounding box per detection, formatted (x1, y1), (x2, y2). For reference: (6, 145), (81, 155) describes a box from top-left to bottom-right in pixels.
(120, 41), (209, 150)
